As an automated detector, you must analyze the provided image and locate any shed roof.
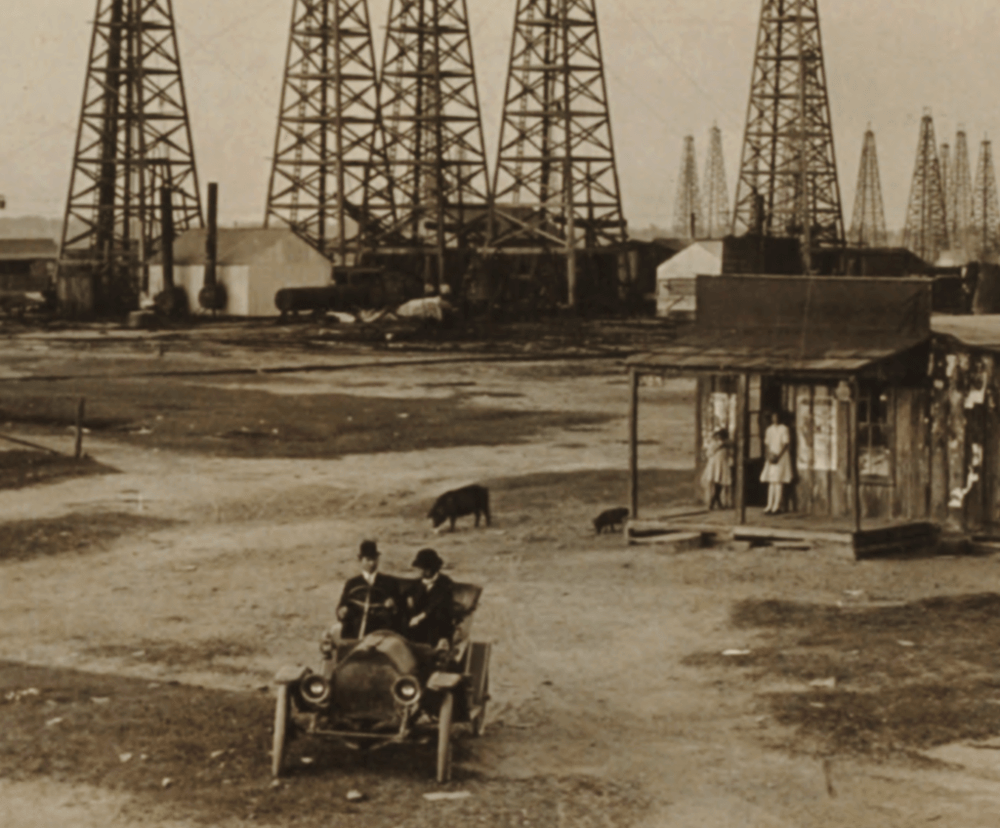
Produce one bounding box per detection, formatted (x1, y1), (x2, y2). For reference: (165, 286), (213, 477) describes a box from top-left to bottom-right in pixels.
(160, 228), (324, 266)
(0, 238), (59, 260)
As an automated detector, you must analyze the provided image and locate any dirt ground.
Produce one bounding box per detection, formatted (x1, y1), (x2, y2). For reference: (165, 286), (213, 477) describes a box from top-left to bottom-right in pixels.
(3, 321), (1000, 827)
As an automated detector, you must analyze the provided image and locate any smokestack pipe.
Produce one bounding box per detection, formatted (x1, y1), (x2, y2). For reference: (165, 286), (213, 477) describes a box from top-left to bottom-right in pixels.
(160, 186), (174, 291)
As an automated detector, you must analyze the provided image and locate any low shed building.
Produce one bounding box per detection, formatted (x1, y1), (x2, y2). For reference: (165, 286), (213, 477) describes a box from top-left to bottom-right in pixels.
(626, 274), (941, 556)
(0, 238), (58, 292)
(147, 228), (332, 316)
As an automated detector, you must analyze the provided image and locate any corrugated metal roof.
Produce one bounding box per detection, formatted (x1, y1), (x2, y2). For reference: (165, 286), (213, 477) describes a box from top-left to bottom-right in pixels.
(0, 238), (58, 260)
(931, 314), (1000, 350)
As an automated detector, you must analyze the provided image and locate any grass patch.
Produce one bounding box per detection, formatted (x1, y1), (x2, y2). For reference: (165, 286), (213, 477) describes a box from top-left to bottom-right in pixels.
(0, 661), (649, 827)
(0, 380), (609, 459)
(0, 512), (175, 563)
(687, 593), (1000, 756)
(0, 450), (115, 491)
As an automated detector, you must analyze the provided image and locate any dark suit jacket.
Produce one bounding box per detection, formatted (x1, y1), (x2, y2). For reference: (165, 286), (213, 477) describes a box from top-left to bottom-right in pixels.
(337, 572), (402, 638)
(406, 573), (455, 646)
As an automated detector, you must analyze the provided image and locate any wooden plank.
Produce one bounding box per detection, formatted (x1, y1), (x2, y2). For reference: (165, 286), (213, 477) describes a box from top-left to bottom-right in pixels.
(628, 369), (640, 521)
(735, 373), (748, 525)
(833, 393), (850, 517)
(929, 370), (950, 521)
(730, 525), (852, 544)
(894, 390), (911, 519)
(797, 384), (814, 515)
(851, 378), (862, 532)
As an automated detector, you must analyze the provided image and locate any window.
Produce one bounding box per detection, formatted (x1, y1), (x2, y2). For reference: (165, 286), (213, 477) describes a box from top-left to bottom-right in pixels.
(857, 385), (892, 479)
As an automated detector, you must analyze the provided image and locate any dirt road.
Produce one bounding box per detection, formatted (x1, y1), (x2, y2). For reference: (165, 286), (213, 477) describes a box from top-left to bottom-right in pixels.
(3, 326), (1000, 827)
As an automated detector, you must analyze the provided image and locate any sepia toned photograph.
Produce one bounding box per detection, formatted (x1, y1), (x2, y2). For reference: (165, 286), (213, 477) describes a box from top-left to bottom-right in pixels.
(2, 1), (1000, 826)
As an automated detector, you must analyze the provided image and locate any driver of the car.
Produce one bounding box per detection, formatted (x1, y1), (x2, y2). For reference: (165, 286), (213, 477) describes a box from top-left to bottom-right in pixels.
(328, 540), (402, 643)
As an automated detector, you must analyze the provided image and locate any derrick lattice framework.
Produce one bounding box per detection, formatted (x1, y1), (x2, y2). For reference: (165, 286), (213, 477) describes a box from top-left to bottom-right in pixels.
(369, 0), (491, 285)
(902, 114), (948, 264)
(61, 0), (203, 312)
(950, 129), (974, 257)
(971, 138), (1000, 259)
(265, 0), (393, 265)
(940, 141), (952, 230)
(672, 136), (702, 238)
(702, 125), (730, 239)
(490, 0), (628, 298)
(848, 128), (887, 247)
(732, 0), (845, 253)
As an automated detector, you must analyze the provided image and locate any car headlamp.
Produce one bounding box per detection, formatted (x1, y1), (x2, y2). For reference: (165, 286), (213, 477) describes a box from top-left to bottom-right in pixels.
(300, 674), (331, 706)
(391, 676), (421, 706)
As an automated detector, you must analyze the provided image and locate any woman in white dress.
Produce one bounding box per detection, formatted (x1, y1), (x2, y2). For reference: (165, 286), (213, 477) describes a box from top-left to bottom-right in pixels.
(760, 412), (792, 514)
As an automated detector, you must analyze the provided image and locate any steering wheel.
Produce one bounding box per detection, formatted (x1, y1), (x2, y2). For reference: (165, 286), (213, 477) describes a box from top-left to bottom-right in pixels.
(344, 584), (395, 613)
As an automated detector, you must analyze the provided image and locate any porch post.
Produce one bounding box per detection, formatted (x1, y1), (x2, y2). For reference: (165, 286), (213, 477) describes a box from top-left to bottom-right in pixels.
(735, 372), (749, 525)
(850, 377), (862, 533)
(628, 368), (640, 520)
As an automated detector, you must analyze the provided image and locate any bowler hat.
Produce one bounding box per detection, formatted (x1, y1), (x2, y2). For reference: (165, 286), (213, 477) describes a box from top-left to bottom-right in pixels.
(359, 540), (379, 560)
(411, 547), (443, 573)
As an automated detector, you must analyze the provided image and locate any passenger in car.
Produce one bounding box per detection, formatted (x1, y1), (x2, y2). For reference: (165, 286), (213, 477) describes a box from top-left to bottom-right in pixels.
(332, 540), (402, 640)
(405, 548), (455, 649)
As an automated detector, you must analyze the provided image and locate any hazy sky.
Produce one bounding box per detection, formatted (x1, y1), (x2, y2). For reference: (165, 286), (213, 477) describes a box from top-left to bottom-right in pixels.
(2, 0), (999, 233)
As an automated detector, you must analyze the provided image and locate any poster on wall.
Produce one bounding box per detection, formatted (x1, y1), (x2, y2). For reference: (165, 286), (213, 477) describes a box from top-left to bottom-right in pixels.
(796, 391), (812, 470)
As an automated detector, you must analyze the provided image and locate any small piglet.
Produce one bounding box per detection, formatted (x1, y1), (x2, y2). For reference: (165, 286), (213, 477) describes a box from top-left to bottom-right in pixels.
(593, 507), (629, 534)
(428, 484), (491, 531)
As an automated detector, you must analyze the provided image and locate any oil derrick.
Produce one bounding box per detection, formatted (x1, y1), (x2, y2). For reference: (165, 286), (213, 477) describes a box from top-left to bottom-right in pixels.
(950, 129), (974, 258)
(370, 0), (491, 289)
(732, 0), (845, 265)
(902, 114), (948, 264)
(490, 0), (627, 307)
(265, 0), (392, 265)
(940, 142), (951, 225)
(702, 125), (730, 239)
(672, 136), (702, 238)
(971, 138), (1000, 259)
(61, 0), (203, 314)
(848, 127), (887, 247)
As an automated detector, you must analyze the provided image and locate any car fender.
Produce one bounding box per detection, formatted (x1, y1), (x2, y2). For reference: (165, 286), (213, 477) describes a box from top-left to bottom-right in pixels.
(426, 671), (463, 691)
(274, 665), (310, 685)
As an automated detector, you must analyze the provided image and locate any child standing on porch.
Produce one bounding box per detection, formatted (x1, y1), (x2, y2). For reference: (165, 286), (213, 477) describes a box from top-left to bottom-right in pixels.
(703, 428), (733, 510)
(760, 412), (792, 514)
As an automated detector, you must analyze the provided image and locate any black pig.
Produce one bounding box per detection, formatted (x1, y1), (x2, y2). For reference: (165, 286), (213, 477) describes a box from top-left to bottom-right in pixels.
(593, 507), (629, 534)
(428, 484), (490, 531)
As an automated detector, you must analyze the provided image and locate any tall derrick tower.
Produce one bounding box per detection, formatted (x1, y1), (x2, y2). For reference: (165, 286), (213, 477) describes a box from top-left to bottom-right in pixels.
(732, 0), (845, 267)
(490, 0), (627, 307)
(940, 141), (952, 234)
(61, 0), (203, 314)
(265, 0), (392, 265)
(848, 127), (887, 247)
(368, 0), (491, 289)
(950, 129), (974, 258)
(672, 136), (702, 238)
(902, 113), (948, 264)
(971, 138), (1000, 259)
(702, 125), (730, 239)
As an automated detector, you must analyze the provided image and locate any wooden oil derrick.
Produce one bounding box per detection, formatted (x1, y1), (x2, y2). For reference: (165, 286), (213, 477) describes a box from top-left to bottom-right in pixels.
(61, 0), (203, 314)
(702, 125), (730, 239)
(971, 138), (1000, 259)
(950, 129), (974, 258)
(732, 0), (845, 268)
(848, 127), (887, 247)
(672, 136), (702, 238)
(490, 0), (627, 307)
(368, 0), (491, 290)
(902, 113), (948, 264)
(265, 0), (393, 265)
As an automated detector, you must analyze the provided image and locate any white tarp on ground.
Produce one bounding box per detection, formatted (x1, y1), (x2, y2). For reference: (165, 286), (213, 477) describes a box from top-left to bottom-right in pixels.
(395, 296), (453, 321)
(656, 240), (723, 318)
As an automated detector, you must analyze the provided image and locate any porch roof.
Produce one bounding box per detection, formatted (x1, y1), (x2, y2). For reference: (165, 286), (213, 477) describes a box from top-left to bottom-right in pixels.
(627, 330), (927, 376)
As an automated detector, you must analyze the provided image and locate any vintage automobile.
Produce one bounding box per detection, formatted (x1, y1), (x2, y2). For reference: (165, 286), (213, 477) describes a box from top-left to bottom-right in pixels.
(271, 580), (490, 783)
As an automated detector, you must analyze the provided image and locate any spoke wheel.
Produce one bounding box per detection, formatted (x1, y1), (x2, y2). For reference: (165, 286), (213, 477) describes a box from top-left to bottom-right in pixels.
(271, 684), (290, 777)
(436, 690), (454, 784)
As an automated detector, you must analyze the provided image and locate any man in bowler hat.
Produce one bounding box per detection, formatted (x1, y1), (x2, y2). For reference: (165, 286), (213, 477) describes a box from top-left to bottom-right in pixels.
(406, 548), (455, 648)
(334, 540), (402, 640)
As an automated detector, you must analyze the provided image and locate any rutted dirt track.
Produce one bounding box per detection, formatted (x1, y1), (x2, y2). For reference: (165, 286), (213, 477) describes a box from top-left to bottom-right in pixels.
(3, 325), (1000, 827)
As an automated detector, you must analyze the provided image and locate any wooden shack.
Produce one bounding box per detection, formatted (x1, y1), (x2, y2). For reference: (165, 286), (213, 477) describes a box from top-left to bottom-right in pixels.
(625, 274), (938, 555)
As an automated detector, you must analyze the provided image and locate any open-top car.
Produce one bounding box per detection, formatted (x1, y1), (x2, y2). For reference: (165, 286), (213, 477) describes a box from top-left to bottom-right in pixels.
(271, 581), (490, 783)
